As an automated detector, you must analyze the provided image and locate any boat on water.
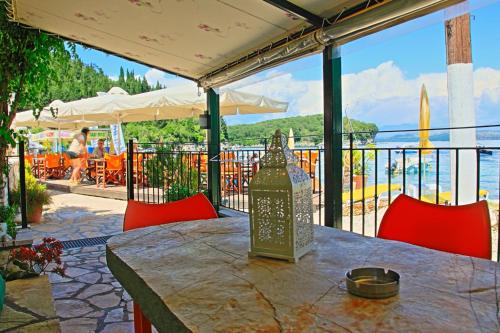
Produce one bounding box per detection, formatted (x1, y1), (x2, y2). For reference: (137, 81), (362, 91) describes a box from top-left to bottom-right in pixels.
(478, 145), (493, 155)
(386, 157), (432, 175)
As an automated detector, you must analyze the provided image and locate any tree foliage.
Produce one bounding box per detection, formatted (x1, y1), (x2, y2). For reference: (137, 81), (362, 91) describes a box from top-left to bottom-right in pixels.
(227, 114), (378, 145)
(0, 1), (67, 180)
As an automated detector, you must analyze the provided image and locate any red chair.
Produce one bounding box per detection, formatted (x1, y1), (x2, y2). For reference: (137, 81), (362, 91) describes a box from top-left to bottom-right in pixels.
(378, 194), (491, 260)
(123, 193), (218, 332)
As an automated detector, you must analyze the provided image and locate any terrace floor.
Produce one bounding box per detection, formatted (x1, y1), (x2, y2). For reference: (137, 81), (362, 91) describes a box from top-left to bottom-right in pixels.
(17, 192), (140, 333)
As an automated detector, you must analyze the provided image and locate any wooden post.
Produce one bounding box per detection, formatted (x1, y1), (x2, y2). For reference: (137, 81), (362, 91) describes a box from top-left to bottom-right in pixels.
(445, 15), (472, 64)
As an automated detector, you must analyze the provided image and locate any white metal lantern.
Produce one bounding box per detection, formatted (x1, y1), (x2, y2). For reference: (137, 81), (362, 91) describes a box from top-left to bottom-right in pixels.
(248, 129), (314, 262)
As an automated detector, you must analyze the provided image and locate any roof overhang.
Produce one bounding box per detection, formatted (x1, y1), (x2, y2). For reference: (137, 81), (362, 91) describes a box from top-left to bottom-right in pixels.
(9, 0), (463, 88)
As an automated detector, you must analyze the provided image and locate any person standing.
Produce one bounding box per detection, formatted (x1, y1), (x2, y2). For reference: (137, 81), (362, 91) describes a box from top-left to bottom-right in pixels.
(66, 128), (89, 184)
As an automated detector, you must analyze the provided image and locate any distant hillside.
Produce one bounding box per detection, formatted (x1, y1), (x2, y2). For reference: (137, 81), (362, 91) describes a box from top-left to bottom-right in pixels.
(227, 114), (378, 145)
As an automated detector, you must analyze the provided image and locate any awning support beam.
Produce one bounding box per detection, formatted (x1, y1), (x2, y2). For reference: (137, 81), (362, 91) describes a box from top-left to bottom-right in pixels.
(323, 45), (343, 229)
(207, 89), (221, 211)
(262, 0), (324, 27)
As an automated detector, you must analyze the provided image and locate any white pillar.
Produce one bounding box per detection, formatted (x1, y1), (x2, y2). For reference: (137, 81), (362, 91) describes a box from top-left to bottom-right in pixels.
(448, 63), (476, 204)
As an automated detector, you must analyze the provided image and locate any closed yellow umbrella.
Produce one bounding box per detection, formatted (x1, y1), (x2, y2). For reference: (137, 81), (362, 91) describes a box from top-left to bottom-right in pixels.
(288, 128), (295, 150)
(419, 84), (434, 155)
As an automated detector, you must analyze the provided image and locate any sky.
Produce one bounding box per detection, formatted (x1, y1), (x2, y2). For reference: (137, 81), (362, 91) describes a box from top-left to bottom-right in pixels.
(76, 1), (500, 129)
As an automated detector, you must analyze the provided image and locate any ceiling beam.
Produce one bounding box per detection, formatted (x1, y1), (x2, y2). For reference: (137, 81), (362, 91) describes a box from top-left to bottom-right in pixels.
(262, 0), (324, 27)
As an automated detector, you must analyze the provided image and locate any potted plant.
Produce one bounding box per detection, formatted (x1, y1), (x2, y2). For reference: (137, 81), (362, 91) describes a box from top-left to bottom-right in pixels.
(11, 168), (52, 223)
(343, 144), (376, 190)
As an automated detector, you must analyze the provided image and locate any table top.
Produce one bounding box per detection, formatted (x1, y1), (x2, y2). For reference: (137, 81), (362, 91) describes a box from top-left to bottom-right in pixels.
(106, 217), (500, 332)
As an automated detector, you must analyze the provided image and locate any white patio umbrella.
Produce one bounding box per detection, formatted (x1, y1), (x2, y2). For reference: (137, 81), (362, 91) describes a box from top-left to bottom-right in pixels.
(13, 100), (100, 129)
(14, 86), (288, 153)
(54, 86), (288, 123)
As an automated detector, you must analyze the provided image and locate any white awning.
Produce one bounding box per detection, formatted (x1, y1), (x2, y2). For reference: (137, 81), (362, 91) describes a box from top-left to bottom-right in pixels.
(10, 0), (460, 87)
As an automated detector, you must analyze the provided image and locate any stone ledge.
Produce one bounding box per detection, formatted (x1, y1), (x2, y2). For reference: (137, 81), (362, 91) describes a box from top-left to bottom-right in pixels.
(0, 239), (33, 251)
(0, 275), (61, 332)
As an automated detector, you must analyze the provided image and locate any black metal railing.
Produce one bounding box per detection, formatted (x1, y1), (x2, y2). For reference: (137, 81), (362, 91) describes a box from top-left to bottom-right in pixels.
(219, 126), (500, 261)
(127, 142), (208, 203)
(126, 126), (500, 261)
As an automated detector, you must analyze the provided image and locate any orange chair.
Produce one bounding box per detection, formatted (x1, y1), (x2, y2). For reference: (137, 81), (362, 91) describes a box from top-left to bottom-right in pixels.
(294, 151), (319, 192)
(43, 154), (63, 180)
(132, 154), (145, 186)
(123, 194), (218, 332)
(378, 194), (491, 260)
(62, 153), (72, 175)
(105, 154), (125, 185)
(191, 153), (208, 174)
(24, 154), (34, 167)
(220, 152), (241, 193)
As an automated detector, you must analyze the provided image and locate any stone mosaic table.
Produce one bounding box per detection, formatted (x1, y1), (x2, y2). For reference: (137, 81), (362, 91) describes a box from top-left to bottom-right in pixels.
(106, 216), (500, 332)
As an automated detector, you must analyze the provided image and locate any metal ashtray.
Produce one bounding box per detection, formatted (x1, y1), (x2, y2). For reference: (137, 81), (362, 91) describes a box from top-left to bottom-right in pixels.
(346, 267), (400, 299)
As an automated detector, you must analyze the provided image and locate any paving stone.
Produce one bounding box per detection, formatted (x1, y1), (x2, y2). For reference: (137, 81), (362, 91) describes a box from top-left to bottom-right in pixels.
(122, 290), (132, 301)
(88, 292), (121, 309)
(75, 272), (101, 284)
(100, 321), (134, 333)
(60, 317), (98, 333)
(65, 267), (91, 278)
(111, 281), (122, 288)
(86, 310), (106, 318)
(54, 299), (93, 318)
(101, 273), (115, 283)
(52, 282), (86, 299)
(77, 283), (114, 299)
(104, 307), (125, 323)
(49, 273), (73, 283)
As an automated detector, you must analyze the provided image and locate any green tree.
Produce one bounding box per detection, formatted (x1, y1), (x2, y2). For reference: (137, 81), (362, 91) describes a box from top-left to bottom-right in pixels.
(0, 2), (67, 201)
(118, 66), (125, 86)
(220, 117), (229, 142)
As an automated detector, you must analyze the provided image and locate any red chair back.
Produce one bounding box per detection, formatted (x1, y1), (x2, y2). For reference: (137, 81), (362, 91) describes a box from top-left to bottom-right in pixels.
(378, 194), (491, 259)
(123, 193), (218, 231)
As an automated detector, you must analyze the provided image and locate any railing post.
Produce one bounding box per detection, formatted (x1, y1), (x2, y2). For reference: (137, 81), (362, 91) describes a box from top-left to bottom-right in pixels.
(207, 88), (221, 211)
(19, 139), (28, 228)
(127, 139), (134, 200)
(323, 45), (343, 229)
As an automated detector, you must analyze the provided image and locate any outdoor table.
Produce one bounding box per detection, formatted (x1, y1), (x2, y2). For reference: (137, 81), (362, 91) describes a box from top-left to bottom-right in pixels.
(106, 216), (500, 332)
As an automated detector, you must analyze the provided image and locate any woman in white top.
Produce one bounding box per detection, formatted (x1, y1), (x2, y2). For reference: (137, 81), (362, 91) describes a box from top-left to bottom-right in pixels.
(66, 128), (89, 184)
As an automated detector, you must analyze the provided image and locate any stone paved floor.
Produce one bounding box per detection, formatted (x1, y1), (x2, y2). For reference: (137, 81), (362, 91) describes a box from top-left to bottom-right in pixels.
(49, 245), (135, 333)
(18, 191), (126, 243)
(17, 192), (143, 332)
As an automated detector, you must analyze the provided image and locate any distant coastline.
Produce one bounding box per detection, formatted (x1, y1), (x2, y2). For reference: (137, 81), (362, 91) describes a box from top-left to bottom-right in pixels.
(375, 130), (500, 142)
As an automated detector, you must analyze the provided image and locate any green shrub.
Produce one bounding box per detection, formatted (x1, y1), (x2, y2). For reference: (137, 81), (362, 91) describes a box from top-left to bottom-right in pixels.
(164, 183), (208, 202)
(11, 170), (52, 216)
(0, 205), (17, 239)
